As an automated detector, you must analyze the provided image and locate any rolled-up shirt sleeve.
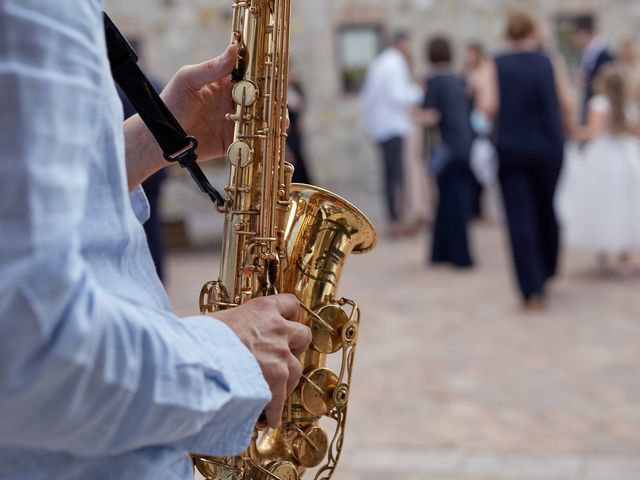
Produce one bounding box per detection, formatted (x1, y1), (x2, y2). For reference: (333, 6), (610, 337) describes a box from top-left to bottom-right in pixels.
(0, 0), (270, 458)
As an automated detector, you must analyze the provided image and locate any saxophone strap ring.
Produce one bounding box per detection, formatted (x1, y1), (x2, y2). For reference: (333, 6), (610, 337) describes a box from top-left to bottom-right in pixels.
(163, 135), (198, 164)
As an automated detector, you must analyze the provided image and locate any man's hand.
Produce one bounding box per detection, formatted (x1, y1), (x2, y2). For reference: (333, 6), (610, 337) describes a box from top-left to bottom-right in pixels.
(213, 294), (312, 428)
(124, 45), (238, 190)
(161, 44), (238, 162)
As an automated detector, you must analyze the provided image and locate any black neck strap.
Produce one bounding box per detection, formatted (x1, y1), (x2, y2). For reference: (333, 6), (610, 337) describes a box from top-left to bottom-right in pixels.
(103, 12), (224, 207)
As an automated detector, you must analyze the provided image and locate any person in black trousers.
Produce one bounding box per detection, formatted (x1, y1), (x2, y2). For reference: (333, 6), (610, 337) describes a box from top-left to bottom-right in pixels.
(416, 36), (474, 269)
(492, 12), (566, 309)
(360, 32), (424, 237)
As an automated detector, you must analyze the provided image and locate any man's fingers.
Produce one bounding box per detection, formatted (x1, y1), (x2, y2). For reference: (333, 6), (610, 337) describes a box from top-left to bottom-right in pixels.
(181, 44), (238, 90)
(286, 356), (303, 397)
(265, 357), (303, 427)
(264, 382), (286, 428)
(272, 293), (300, 321)
(288, 323), (312, 358)
(268, 294), (310, 356)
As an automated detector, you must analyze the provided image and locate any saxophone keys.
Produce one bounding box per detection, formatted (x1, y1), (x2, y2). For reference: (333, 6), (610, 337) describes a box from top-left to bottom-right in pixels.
(225, 112), (242, 122)
(300, 368), (338, 416)
(291, 426), (329, 468)
(309, 305), (349, 354)
(200, 280), (225, 314)
(258, 461), (298, 480)
(192, 456), (244, 480)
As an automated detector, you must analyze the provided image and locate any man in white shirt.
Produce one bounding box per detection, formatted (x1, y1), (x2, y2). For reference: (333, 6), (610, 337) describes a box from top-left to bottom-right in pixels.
(361, 32), (423, 235)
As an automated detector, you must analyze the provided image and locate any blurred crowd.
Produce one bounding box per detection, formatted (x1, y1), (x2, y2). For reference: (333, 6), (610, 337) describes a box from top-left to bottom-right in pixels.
(359, 11), (640, 309)
(130, 9), (640, 311)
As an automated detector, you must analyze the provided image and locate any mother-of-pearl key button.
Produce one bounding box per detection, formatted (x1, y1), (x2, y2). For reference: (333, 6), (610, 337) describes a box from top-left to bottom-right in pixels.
(227, 141), (253, 168)
(232, 80), (258, 106)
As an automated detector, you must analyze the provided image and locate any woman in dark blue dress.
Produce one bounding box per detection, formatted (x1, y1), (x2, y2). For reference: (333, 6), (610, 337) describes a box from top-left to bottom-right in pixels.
(492, 12), (567, 308)
(417, 36), (474, 268)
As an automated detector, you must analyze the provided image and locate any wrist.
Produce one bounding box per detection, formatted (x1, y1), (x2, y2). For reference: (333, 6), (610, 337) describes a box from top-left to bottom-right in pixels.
(124, 115), (167, 190)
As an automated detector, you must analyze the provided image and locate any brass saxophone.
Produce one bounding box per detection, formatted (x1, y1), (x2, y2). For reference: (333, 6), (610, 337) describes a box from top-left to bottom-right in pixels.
(192, 1), (377, 479)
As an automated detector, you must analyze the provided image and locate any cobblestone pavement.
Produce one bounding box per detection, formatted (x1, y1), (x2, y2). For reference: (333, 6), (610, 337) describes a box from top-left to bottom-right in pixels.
(166, 222), (640, 480)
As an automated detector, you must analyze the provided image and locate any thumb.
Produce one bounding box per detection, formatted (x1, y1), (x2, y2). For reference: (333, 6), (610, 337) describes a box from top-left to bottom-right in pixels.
(180, 44), (238, 90)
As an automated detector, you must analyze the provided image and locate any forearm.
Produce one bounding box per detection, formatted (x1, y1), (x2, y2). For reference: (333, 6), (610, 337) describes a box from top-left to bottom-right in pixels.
(0, 0), (269, 458)
(0, 242), (269, 457)
(124, 114), (167, 191)
(0, 174), (269, 456)
(413, 107), (441, 127)
(573, 109), (606, 141)
(479, 61), (499, 120)
(572, 125), (594, 142)
(388, 59), (423, 107)
(391, 81), (423, 108)
(553, 57), (575, 135)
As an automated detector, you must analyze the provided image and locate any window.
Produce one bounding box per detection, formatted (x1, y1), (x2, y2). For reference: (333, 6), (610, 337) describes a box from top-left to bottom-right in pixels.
(337, 25), (383, 93)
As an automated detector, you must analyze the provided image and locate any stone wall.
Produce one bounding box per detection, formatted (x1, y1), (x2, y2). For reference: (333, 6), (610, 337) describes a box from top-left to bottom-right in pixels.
(104, 0), (640, 241)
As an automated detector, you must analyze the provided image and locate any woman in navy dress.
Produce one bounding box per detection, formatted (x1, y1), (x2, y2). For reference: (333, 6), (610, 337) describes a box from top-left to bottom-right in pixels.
(417, 36), (474, 268)
(492, 12), (567, 308)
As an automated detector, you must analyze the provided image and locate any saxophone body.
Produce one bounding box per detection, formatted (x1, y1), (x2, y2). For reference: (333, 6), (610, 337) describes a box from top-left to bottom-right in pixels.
(193, 1), (377, 479)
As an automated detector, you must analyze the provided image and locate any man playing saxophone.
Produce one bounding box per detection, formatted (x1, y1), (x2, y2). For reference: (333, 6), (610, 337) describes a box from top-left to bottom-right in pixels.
(0, 1), (311, 479)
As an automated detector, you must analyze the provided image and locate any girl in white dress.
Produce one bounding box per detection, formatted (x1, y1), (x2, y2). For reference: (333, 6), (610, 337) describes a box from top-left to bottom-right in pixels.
(564, 67), (640, 271)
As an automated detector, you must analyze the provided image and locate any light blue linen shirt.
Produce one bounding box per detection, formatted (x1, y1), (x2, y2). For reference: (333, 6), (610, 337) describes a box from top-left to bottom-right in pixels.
(0, 1), (271, 478)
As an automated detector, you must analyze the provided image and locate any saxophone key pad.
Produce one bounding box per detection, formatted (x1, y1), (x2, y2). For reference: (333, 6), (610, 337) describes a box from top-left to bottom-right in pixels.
(193, 456), (243, 480)
(259, 461), (298, 480)
(310, 305), (349, 354)
(301, 368), (338, 416)
(292, 426), (329, 468)
(232, 80), (258, 106)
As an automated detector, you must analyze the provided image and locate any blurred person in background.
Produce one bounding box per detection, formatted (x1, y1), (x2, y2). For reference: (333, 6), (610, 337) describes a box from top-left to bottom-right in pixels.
(402, 116), (432, 233)
(573, 16), (615, 124)
(464, 41), (498, 219)
(361, 31), (424, 237)
(287, 64), (313, 185)
(619, 38), (640, 105)
(564, 67), (640, 274)
(116, 39), (168, 282)
(415, 36), (474, 269)
(465, 41), (497, 122)
(490, 11), (566, 309)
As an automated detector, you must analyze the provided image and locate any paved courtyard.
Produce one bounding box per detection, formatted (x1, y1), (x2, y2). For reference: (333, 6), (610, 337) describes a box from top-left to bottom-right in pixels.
(166, 221), (640, 480)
